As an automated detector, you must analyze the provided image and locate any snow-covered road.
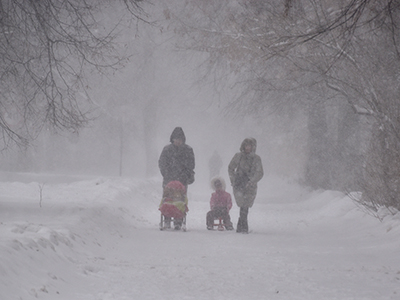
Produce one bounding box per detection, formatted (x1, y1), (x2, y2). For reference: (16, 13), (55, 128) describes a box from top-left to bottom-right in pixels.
(1, 175), (399, 299)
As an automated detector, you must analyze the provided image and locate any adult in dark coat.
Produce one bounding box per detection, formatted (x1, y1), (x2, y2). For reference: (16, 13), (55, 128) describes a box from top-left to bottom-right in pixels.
(159, 127), (195, 191)
(159, 127), (195, 230)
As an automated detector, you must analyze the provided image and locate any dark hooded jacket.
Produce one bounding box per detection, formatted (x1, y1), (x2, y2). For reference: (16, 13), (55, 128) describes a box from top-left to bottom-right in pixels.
(158, 127), (195, 188)
(228, 138), (263, 208)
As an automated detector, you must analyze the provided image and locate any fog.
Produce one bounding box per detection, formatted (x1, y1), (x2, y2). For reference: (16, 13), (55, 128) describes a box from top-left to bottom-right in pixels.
(0, 3), (308, 184)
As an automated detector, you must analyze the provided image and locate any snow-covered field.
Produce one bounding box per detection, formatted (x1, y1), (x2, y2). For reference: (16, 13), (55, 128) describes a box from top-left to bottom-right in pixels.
(1, 173), (399, 300)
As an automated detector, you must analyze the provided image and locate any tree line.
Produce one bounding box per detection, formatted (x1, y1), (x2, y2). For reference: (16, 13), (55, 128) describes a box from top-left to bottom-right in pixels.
(166, 0), (400, 210)
(1, 0), (400, 210)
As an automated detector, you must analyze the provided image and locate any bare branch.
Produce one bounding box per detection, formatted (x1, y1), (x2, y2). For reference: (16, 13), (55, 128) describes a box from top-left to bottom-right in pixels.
(0, 0), (145, 147)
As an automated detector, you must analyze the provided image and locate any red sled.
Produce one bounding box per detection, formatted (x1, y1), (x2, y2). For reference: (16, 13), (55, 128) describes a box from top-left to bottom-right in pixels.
(159, 203), (187, 231)
(213, 217), (225, 231)
(159, 181), (188, 231)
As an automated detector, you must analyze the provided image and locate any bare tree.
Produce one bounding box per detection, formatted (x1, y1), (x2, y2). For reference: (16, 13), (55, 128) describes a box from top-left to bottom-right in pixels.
(0, 0), (145, 147)
(283, 0), (400, 209)
(168, 0), (400, 208)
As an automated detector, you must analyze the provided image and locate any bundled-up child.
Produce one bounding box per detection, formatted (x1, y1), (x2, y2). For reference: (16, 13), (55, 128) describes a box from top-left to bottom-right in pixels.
(206, 177), (234, 230)
(159, 181), (188, 230)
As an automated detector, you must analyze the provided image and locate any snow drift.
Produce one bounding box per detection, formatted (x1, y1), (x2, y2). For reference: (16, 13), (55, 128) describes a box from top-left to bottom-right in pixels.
(1, 174), (399, 299)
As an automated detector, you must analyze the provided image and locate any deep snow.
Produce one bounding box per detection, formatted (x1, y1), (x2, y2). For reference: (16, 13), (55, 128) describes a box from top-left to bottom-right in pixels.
(1, 173), (399, 300)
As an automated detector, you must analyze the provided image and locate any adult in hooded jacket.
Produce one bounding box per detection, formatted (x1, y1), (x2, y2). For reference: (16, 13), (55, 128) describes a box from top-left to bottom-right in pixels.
(158, 127), (195, 191)
(228, 138), (263, 233)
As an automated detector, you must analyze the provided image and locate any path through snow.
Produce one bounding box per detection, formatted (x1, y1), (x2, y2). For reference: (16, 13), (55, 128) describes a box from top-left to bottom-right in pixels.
(0, 175), (399, 299)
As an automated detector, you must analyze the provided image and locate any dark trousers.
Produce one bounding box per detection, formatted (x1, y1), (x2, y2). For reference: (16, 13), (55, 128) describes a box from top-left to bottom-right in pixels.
(237, 207), (249, 232)
(206, 208), (232, 227)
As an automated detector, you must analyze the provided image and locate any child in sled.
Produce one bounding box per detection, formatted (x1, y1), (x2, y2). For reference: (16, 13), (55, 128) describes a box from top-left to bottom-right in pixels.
(159, 180), (188, 230)
(206, 177), (234, 230)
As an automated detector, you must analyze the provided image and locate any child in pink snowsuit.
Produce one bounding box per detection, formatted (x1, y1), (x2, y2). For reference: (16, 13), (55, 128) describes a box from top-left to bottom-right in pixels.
(206, 177), (234, 230)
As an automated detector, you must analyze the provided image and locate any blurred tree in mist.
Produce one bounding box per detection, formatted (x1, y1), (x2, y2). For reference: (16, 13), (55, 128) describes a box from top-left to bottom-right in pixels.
(0, 0), (144, 148)
(166, 0), (400, 209)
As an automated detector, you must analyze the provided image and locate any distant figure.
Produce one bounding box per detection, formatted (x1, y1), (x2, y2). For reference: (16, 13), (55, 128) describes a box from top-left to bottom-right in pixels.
(158, 127), (195, 230)
(208, 150), (223, 180)
(206, 177), (234, 230)
(228, 138), (263, 233)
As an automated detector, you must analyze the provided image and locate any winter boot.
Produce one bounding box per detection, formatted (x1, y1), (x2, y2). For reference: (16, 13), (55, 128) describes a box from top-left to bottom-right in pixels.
(226, 225), (234, 230)
(174, 219), (183, 230)
(236, 217), (243, 233)
(164, 217), (171, 229)
(224, 220), (234, 230)
(241, 219), (249, 233)
(238, 207), (249, 233)
(223, 213), (233, 230)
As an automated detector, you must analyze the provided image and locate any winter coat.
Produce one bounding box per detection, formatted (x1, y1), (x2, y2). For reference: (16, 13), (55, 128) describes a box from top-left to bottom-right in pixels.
(209, 176), (232, 211)
(210, 190), (233, 211)
(158, 127), (195, 188)
(228, 138), (263, 208)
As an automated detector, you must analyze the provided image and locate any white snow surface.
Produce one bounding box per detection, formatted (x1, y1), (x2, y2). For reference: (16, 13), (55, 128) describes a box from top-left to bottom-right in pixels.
(1, 174), (400, 300)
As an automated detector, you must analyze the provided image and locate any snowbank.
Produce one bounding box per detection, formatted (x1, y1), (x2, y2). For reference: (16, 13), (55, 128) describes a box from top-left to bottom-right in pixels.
(1, 174), (399, 299)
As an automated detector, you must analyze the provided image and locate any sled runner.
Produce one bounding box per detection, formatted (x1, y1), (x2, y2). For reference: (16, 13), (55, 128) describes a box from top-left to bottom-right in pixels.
(159, 213), (187, 231)
(213, 217), (225, 231)
(159, 181), (188, 231)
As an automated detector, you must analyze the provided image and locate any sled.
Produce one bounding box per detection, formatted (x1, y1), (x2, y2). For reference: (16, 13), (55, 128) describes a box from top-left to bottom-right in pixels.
(159, 212), (187, 232)
(213, 217), (225, 231)
(158, 181), (188, 232)
(159, 201), (187, 231)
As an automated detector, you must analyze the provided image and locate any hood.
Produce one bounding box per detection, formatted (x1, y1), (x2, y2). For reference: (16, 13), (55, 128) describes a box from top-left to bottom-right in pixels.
(210, 176), (226, 191)
(170, 127), (186, 143)
(240, 137), (257, 153)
